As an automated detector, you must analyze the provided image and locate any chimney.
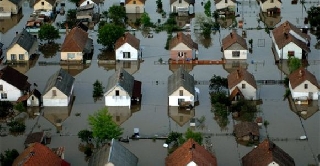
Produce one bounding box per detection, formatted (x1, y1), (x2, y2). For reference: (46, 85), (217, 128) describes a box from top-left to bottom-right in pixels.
(230, 32), (233, 38)
(119, 72), (124, 80)
(236, 69), (240, 79)
(16, 31), (18, 36)
(65, 23), (69, 35)
(299, 69), (303, 77)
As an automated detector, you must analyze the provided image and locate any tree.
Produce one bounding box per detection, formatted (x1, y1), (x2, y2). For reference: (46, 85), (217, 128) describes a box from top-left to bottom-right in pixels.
(7, 121), (26, 133)
(0, 101), (13, 118)
(108, 5), (126, 26)
(0, 149), (19, 166)
(78, 129), (93, 143)
(185, 128), (203, 145)
(38, 24), (60, 43)
(307, 6), (320, 28)
(97, 24), (125, 49)
(209, 75), (228, 92)
(210, 91), (230, 106)
(14, 102), (26, 113)
(204, 1), (211, 17)
(93, 80), (104, 97)
(88, 108), (123, 146)
(288, 57), (301, 73)
(140, 12), (153, 27)
(165, 33), (173, 50)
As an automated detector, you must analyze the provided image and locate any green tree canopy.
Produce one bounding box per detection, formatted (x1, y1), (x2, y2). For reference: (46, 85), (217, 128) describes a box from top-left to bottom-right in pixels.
(0, 149), (19, 166)
(108, 5), (126, 26)
(38, 24), (60, 43)
(209, 74), (228, 92)
(288, 57), (301, 73)
(184, 128), (203, 145)
(78, 129), (93, 143)
(97, 24), (125, 49)
(140, 12), (153, 27)
(93, 80), (104, 97)
(88, 108), (123, 145)
(204, 1), (211, 17)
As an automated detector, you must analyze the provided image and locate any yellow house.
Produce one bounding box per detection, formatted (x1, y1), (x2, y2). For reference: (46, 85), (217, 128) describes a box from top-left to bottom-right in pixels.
(0, 0), (23, 15)
(33, 0), (57, 11)
(6, 30), (38, 62)
(125, 0), (145, 14)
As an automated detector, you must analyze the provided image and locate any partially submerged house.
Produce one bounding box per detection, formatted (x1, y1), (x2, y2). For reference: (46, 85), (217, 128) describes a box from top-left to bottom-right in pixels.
(104, 68), (142, 108)
(17, 88), (42, 107)
(169, 32), (198, 60)
(125, 0), (145, 14)
(222, 31), (248, 60)
(242, 139), (295, 166)
(115, 32), (140, 61)
(76, 4), (95, 22)
(233, 122), (259, 141)
(214, 0), (236, 16)
(42, 68), (75, 106)
(0, 0), (24, 16)
(33, 0), (57, 12)
(165, 138), (217, 166)
(258, 0), (282, 14)
(170, 0), (195, 16)
(271, 21), (311, 61)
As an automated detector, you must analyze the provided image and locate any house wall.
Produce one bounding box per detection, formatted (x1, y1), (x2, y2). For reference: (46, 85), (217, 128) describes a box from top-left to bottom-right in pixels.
(171, 0), (189, 13)
(105, 86), (131, 107)
(170, 43), (193, 60)
(223, 43), (247, 59)
(61, 52), (83, 61)
(289, 80), (319, 100)
(0, 0), (21, 14)
(215, 0), (236, 10)
(125, 0), (144, 14)
(272, 37), (303, 59)
(42, 87), (69, 106)
(27, 94), (40, 106)
(7, 44), (28, 61)
(0, 79), (23, 101)
(230, 80), (257, 100)
(34, 0), (54, 11)
(80, 0), (95, 7)
(116, 43), (139, 60)
(260, 0), (281, 12)
(168, 86), (194, 106)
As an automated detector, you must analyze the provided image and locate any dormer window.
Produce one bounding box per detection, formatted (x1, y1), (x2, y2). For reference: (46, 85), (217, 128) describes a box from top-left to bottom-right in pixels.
(52, 90), (56, 96)
(242, 84), (246, 89)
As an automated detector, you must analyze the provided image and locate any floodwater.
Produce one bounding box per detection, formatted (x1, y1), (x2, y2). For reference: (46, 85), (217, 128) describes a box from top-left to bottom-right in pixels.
(0, 0), (320, 165)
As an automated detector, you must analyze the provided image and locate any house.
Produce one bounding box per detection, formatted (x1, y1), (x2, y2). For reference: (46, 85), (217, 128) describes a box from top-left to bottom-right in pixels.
(168, 67), (198, 107)
(125, 0), (145, 14)
(258, 0), (282, 14)
(76, 4), (95, 22)
(227, 68), (257, 101)
(88, 138), (138, 166)
(214, 0), (236, 14)
(0, 0), (23, 16)
(242, 139), (295, 166)
(168, 106), (195, 127)
(233, 122), (259, 141)
(222, 31), (248, 60)
(169, 32), (198, 60)
(33, 0), (57, 12)
(6, 30), (38, 62)
(104, 68), (142, 108)
(170, 0), (195, 16)
(115, 32), (140, 61)
(24, 131), (46, 147)
(13, 142), (70, 166)
(0, 66), (30, 101)
(78, 0), (100, 7)
(165, 138), (217, 166)
(288, 67), (320, 101)
(60, 27), (93, 63)
(42, 68), (75, 106)
(17, 88), (42, 107)
(271, 21), (311, 60)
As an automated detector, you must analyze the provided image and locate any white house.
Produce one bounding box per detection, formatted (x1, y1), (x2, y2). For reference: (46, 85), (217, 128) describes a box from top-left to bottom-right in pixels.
(227, 68), (257, 101)
(78, 0), (99, 7)
(170, 0), (195, 16)
(42, 68), (75, 106)
(271, 21), (311, 60)
(17, 88), (42, 107)
(222, 31), (248, 60)
(115, 32), (140, 61)
(289, 67), (320, 101)
(214, 0), (236, 11)
(104, 68), (141, 108)
(0, 66), (30, 101)
(33, 0), (57, 12)
(168, 67), (198, 107)
(125, 0), (145, 14)
(258, 0), (282, 13)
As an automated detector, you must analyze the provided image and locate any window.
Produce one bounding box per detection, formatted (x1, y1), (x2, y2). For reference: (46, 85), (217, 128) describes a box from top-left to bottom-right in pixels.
(179, 0), (182, 3)
(304, 84), (308, 89)
(19, 54), (24, 60)
(1, 93), (7, 99)
(179, 90), (183, 96)
(115, 90), (119, 96)
(116, 116), (120, 122)
(288, 51), (295, 57)
(271, 0), (274, 3)
(133, 0), (136, 4)
(225, 0), (228, 3)
(242, 84), (246, 89)
(67, 53), (75, 59)
(52, 90), (56, 96)
(178, 52), (185, 57)
(32, 96), (34, 100)
(41, 2), (44, 5)
(0, 85), (3, 91)
(232, 51), (240, 58)
(11, 54), (16, 60)
(123, 52), (131, 59)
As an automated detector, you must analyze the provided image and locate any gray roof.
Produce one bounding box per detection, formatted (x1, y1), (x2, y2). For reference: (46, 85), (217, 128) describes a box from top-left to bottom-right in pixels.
(88, 139), (138, 166)
(43, 68), (75, 95)
(9, 0), (23, 5)
(8, 29), (36, 52)
(105, 68), (134, 96)
(168, 67), (195, 96)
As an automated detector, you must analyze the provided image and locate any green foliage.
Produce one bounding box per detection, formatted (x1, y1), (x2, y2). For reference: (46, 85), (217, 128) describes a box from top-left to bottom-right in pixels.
(93, 80), (104, 97)
(78, 129), (93, 143)
(108, 5), (126, 26)
(165, 33), (173, 50)
(165, 131), (183, 145)
(248, 39), (253, 46)
(307, 6), (320, 27)
(140, 12), (153, 27)
(14, 102), (26, 113)
(204, 1), (211, 17)
(185, 128), (203, 145)
(0, 149), (19, 166)
(209, 74), (228, 92)
(97, 24), (125, 49)
(283, 76), (289, 87)
(67, 9), (77, 21)
(156, 0), (163, 10)
(88, 108), (123, 146)
(38, 24), (60, 43)
(134, 18), (141, 27)
(162, 15), (181, 33)
(0, 101), (13, 118)
(84, 146), (93, 157)
(213, 11), (219, 22)
(39, 43), (60, 58)
(210, 91), (230, 106)
(263, 120), (270, 127)
(288, 57), (301, 73)
(7, 121), (26, 133)
(283, 88), (291, 99)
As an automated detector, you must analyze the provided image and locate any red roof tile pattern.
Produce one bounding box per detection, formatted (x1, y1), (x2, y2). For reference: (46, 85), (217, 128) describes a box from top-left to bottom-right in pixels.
(289, 67), (320, 89)
(242, 139), (295, 166)
(227, 68), (257, 89)
(115, 32), (140, 50)
(13, 143), (70, 166)
(61, 27), (89, 52)
(165, 139), (217, 166)
(0, 66), (30, 91)
(222, 31), (248, 50)
(169, 32), (198, 50)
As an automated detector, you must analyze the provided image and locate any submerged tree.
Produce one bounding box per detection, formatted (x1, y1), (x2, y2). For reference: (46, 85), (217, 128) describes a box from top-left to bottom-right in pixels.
(78, 129), (93, 143)
(0, 101), (13, 118)
(97, 24), (125, 50)
(0, 149), (19, 166)
(288, 57), (301, 73)
(108, 5), (126, 26)
(204, 1), (211, 17)
(93, 80), (104, 97)
(38, 24), (60, 43)
(209, 75), (228, 92)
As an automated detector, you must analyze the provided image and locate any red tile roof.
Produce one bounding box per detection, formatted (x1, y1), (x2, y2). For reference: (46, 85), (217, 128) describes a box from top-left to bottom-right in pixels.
(242, 139), (295, 166)
(227, 68), (257, 89)
(165, 139), (217, 166)
(222, 30), (248, 50)
(115, 32), (140, 50)
(169, 32), (198, 50)
(13, 143), (70, 166)
(61, 27), (89, 52)
(289, 67), (320, 89)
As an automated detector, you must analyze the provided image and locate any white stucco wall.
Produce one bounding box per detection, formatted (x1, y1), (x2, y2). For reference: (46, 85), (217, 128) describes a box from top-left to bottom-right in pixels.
(125, 4), (144, 13)
(229, 80), (257, 100)
(168, 87), (194, 106)
(34, 0), (54, 11)
(272, 40), (303, 59)
(61, 52), (83, 61)
(42, 86), (72, 106)
(27, 94), (40, 106)
(289, 80), (319, 100)
(215, 0), (236, 10)
(171, 0), (189, 13)
(116, 43), (139, 60)
(224, 49), (247, 60)
(260, 0), (281, 12)
(7, 44), (29, 61)
(104, 86), (131, 107)
(0, 80), (23, 101)
(268, 161), (279, 166)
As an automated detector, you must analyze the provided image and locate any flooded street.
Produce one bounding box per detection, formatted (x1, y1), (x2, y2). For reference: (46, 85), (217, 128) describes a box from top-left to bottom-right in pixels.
(1, 0), (320, 165)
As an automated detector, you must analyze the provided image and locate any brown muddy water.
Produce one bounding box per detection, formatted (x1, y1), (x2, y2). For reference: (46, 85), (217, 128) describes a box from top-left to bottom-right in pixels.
(0, 0), (320, 165)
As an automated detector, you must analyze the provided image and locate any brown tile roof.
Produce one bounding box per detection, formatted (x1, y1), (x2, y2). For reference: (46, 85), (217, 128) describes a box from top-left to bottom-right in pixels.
(125, 0), (145, 4)
(289, 67), (320, 89)
(242, 139), (295, 166)
(169, 32), (198, 50)
(24, 132), (44, 146)
(227, 68), (257, 89)
(222, 30), (248, 50)
(114, 32), (140, 50)
(13, 142), (70, 166)
(165, 138), (217, 166)
(272, 21), (311, 52)
(229, 86), (244, 100)
(17, 88), (41, 102)
(0, 66), (30, 91)
(34, 0), (56, 6)
(233, 122), (259, 138)
(61, 27), (89, 52)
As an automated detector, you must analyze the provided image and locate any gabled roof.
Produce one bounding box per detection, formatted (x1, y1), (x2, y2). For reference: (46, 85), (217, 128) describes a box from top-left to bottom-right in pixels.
(88, 138), (138, 166)
(272, 21), (311, 52)
(168, 67), (195, 96)
(0, 66), (30, 91)
(242, 139), (295, 166)
(222, 31), (248, 50)
(170, 0), (195, 4)
(289, 67), (320, 89)
(169, 32), (198, 50)
(215, 0), (236, 4)
(8, 29), (36, 52)
(260, 0), (282, 3)
(227, 68), (257, 89)
(61, 27), (89, 52)
(115, 32), (140, 50)
(105, 68), (135, 96)
(125, 0), (145, 4)
(12, 142), (70, 166)
(43, 68), (75, 95)
(165, 138), (217, 166)
(233, 122), (259, 138)
(34, 0), (56, 6)
(17, 88), (42, 102)
(9, 0), (23, 5)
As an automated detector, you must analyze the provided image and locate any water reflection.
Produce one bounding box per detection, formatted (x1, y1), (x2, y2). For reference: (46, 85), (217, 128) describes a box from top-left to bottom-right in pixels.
(288, 96), (319, 120)
(8, 55), (39, 74)
(0, 11), (23, 34)
(168, 106), (195, 127)
(39, 43), (60, 58)
(175, 16), (192, 29)
(107, 105), (140, 125)
(218, 17), (233, 29)
(223, 60), (248, 73)
(42, 106), (72, 130)
(169, 63), (195, 73)
(126, 13), (141, 26)
(259, 11), (281, 28)
(60, 63), (90, 76)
